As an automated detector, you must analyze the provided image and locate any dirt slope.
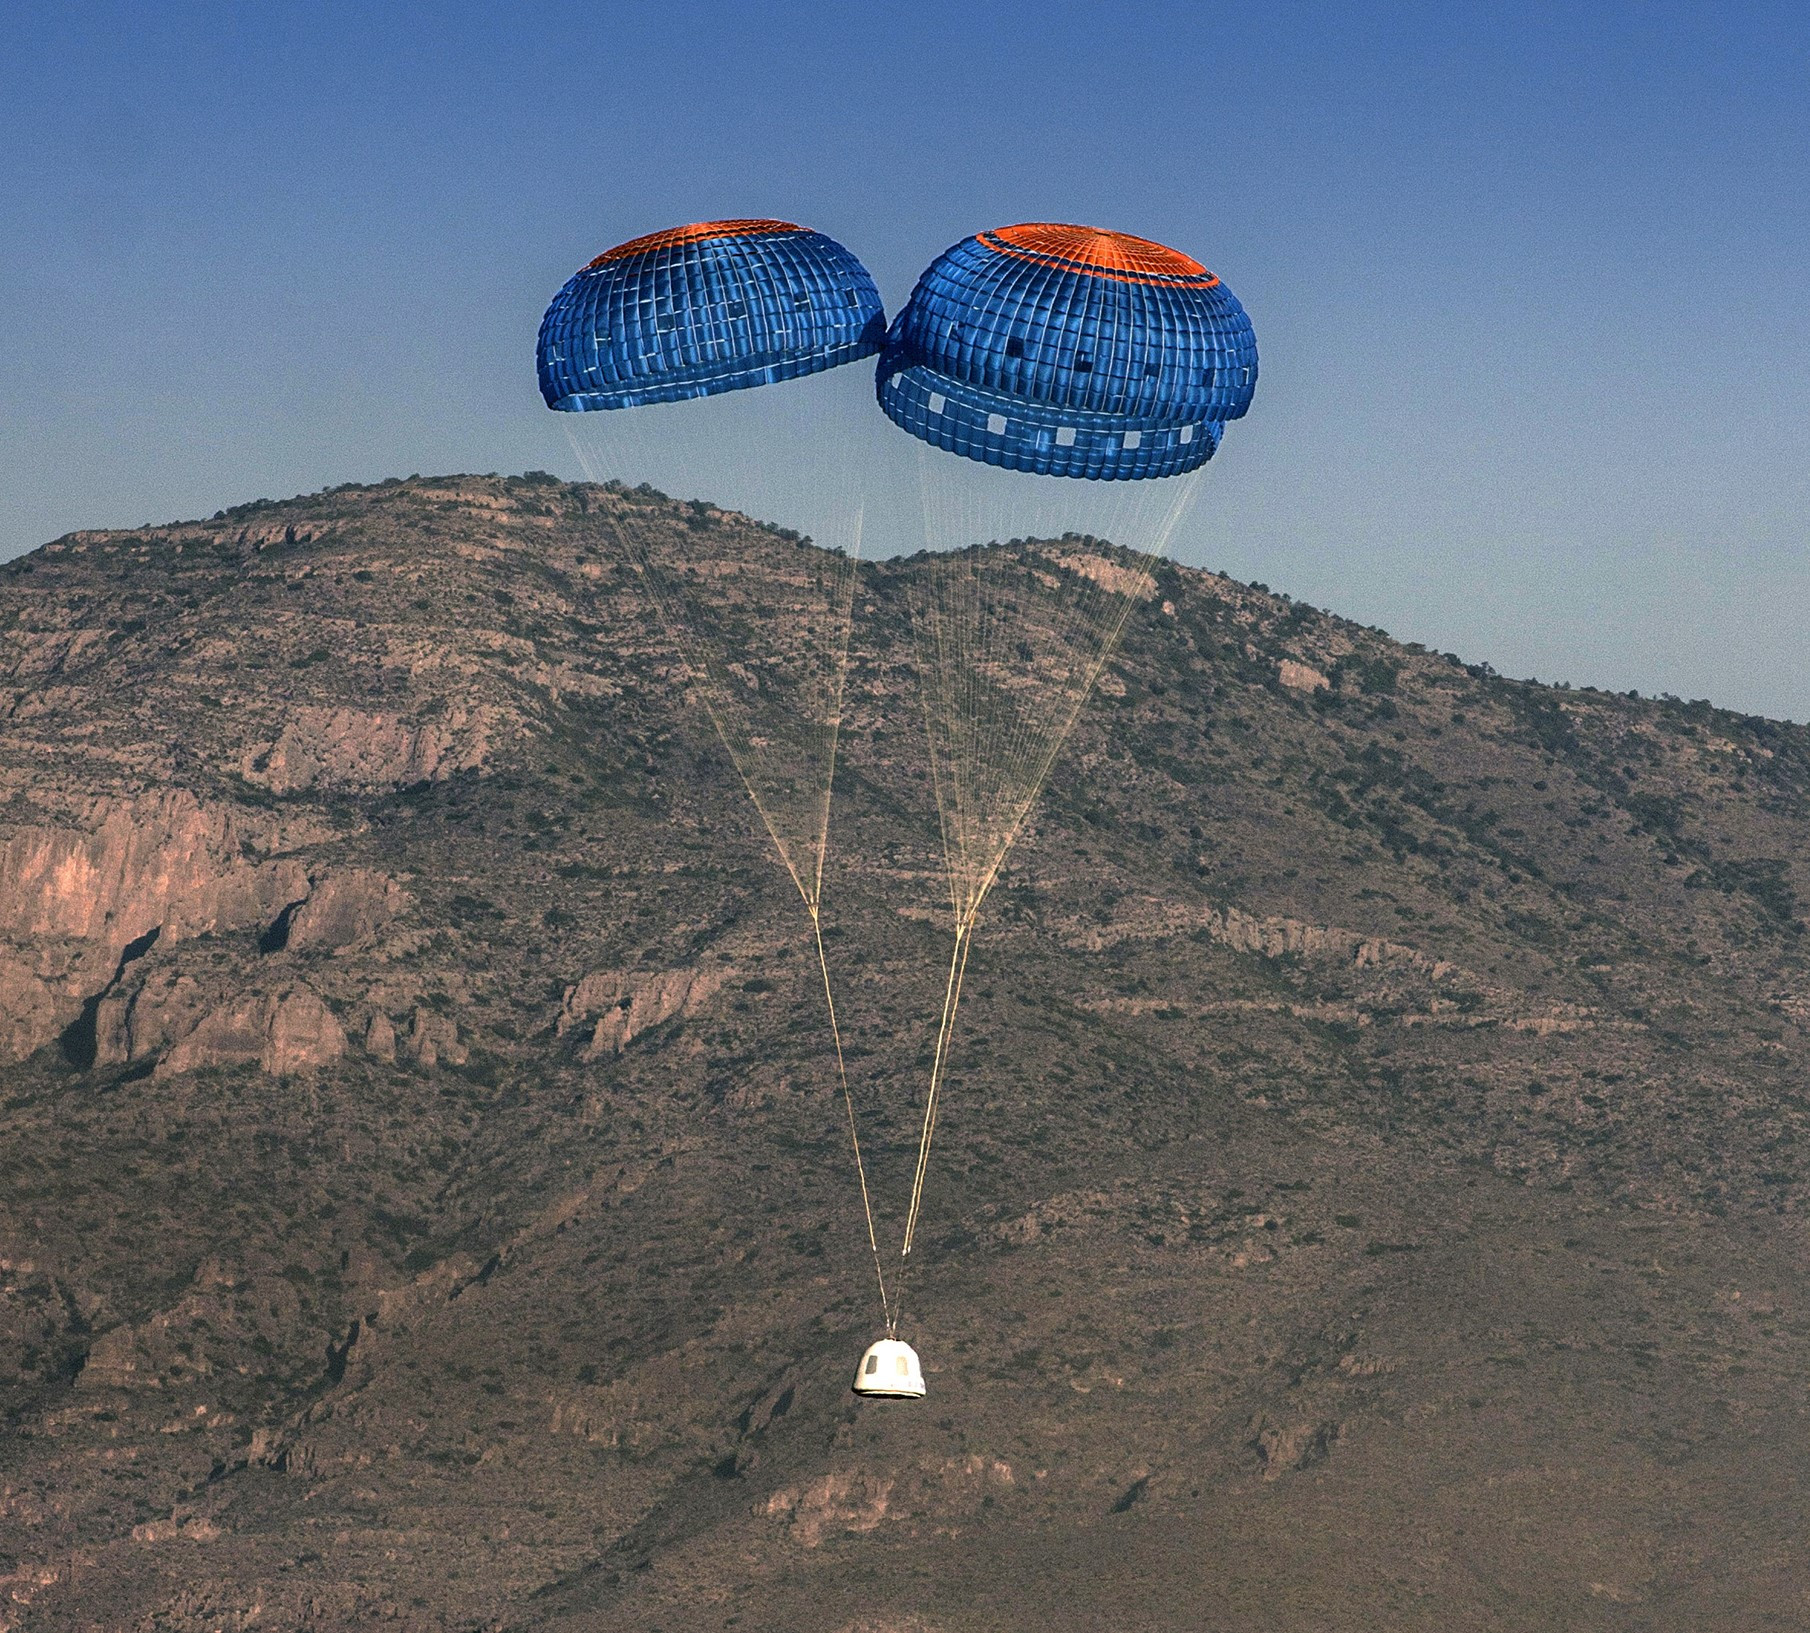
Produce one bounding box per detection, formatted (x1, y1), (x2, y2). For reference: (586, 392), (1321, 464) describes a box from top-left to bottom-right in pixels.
(3, 474), (1808, 1631)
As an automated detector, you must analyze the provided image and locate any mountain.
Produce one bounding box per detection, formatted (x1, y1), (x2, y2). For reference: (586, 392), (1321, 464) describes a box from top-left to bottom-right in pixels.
(3, 474), (1809, 1632)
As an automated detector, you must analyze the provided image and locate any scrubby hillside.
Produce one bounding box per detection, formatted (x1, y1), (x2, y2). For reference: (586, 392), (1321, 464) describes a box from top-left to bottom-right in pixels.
(3, 474), (1809, 1631)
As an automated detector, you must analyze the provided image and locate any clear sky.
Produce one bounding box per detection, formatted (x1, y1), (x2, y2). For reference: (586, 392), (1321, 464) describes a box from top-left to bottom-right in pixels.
(4, 2), (1806, 716)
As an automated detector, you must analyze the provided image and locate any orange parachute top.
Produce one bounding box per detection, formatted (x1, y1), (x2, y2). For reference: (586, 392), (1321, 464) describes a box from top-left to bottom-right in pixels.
(585, 219), (802, 268)
(979, 223), (1218, 287)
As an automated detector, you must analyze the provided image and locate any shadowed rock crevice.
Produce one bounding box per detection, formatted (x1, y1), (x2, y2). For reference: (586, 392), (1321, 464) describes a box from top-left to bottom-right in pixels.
(324, 1318), (360, 1386)
(258, 897), (307, 954)
(1109, 1475), (1149, 1513)
(57, 922), (160, 1068)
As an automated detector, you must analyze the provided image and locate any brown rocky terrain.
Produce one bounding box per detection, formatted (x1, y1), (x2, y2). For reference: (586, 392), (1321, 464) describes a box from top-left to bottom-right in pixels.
(3, 473), (1809, 1630)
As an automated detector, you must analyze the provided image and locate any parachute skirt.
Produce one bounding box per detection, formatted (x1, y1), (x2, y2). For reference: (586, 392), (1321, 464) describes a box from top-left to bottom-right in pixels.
(553, 336), (883, 413)
(879, 360), (1222, 480)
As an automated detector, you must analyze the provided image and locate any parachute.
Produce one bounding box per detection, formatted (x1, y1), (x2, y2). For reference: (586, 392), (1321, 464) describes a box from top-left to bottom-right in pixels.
(540, 220), (885, 909)
(536, 217), (1259, 1353)
(539, 218), (885, 413)
(877, 221), (1255, 480)
(539, 220), (893, 1318)
(877, 223), (1258, 1268)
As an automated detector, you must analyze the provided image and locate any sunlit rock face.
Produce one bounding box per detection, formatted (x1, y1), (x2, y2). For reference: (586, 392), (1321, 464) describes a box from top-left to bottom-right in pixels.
(150, 984), (348, 1079)
(2, 475), (1809, 1631)
(0, 792), (312, 1061)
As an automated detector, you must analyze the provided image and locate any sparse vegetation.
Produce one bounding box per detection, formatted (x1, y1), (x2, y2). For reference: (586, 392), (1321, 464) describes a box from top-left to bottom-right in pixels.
(1, 474), (1807, 1629)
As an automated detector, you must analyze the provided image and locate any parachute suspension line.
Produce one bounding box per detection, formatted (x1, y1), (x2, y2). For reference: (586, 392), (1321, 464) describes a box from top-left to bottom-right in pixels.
(568, 428), (816, 906)
(810, 500), (862, 911)
(900, 911), (975, 1263)
(565, 416), (892, 1331)
(897, 458), (1207, 1294)
(917, 564), (965, 925)
(966, 468), (1204, 912)
(911, 452), (1205, 926)
(810, 907), (893, 1330)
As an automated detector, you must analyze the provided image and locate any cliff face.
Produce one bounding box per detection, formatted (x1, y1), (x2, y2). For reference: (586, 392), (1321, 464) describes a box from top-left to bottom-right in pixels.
(3, 475), (1809, 1632)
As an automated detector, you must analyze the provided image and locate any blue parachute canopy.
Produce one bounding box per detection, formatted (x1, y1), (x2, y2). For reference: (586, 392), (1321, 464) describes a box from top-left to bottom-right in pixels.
(877, 223), (1257, 480)
(538, 219), (886, 412)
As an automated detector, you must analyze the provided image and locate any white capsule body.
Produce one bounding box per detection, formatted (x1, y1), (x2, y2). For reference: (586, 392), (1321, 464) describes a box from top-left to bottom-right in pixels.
(851, 1338), (926, 1399)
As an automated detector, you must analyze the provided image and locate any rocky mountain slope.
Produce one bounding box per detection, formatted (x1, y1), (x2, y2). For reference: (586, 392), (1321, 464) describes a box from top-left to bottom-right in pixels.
(3, 474), (1809, 1631)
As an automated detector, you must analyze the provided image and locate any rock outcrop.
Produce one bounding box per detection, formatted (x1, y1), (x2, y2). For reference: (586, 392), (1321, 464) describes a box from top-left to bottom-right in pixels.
(1279, 658), (1330, 692)
(282, 868), (408, 953)
(402, 1005), (465, 1068)
(559, 964), (730, 1058)
(762, 1472), (895, 1548)
(152, 985), (347, 1079)
(0, 792), (310, 1062)
(0, 791), (306, 950)
(1064, 895), (1460, 981)
(242, 704), (502, 793)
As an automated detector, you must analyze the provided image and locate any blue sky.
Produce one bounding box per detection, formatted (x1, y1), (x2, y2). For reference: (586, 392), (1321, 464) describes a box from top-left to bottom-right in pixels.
(4, 1), (1807, 715)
